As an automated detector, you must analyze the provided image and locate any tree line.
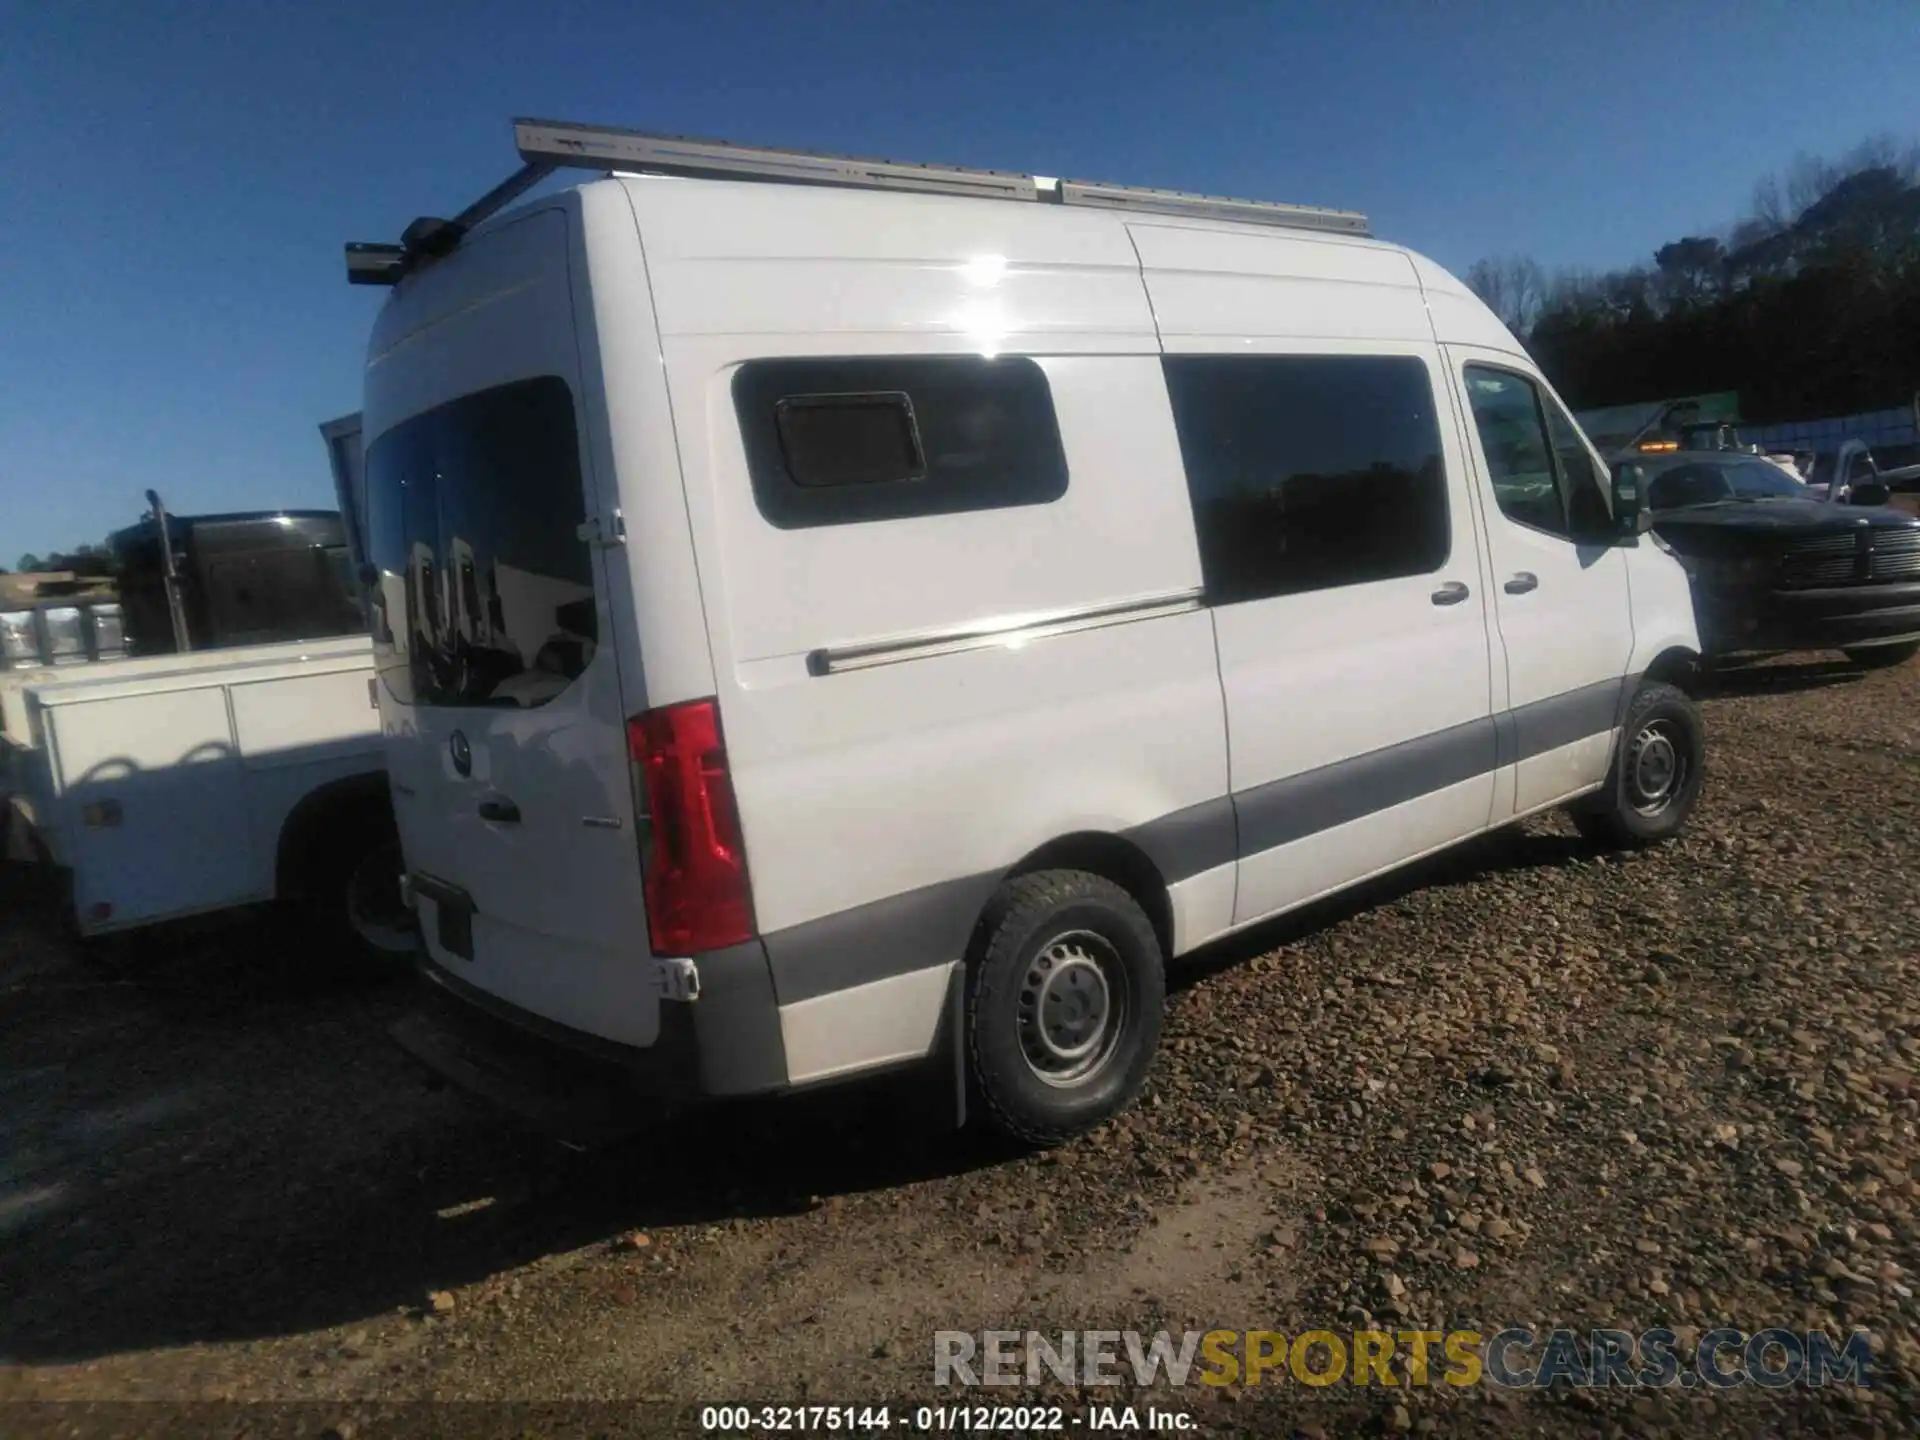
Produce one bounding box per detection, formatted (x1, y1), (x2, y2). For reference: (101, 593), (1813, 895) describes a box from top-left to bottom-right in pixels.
(12, 543), (117, 578)
(1468, 137), (1920, 424)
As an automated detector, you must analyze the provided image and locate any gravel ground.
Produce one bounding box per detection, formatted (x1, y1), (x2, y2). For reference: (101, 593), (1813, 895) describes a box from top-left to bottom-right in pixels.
(2, 651), (1918, 1439)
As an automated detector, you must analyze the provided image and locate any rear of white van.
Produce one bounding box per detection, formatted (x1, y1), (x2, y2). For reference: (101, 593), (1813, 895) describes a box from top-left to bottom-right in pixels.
(365, 187), (786, 1133)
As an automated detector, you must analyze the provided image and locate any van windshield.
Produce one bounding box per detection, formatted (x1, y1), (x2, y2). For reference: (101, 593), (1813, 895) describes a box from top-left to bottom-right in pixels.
(364, 377), (597, 708)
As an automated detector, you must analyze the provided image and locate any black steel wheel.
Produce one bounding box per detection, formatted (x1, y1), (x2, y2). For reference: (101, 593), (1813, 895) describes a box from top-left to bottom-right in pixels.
(966, 870), (1164, 1147)
(1568, 681), (1706, 847)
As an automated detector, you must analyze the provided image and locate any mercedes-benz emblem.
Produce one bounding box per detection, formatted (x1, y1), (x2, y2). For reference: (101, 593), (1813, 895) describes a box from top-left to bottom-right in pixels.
(449, 730), (472, 777)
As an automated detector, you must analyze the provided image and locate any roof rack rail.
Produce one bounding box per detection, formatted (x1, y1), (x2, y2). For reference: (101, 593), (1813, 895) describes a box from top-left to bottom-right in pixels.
(346, 118), (1370, 287)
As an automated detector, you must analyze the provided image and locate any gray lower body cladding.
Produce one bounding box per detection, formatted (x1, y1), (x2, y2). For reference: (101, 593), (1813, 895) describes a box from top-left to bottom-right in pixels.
(395, 938), (787, 1140)
(396, 675), (1633, 1118)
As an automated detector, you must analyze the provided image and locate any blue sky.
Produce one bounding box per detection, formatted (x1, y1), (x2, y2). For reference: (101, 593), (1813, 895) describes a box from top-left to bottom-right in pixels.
(5, 0), (1918, 561)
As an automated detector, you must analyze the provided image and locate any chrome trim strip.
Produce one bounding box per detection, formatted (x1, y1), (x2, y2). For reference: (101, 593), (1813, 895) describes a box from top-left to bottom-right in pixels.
(807, 589), (1205, 676)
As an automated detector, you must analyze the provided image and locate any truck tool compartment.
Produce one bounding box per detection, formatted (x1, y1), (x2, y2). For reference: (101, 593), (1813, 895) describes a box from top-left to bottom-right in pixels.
(15, 637), (409, 963)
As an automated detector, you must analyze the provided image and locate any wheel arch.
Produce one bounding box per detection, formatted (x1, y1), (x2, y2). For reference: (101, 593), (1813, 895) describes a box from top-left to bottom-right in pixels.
(996, 830), (1174, 961)
(273, 769), (395, 901)
(1638, 644), (1703, 697)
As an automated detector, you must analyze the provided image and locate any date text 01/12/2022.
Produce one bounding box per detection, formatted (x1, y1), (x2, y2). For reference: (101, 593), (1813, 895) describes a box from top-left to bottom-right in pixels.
(699, 1405), (1198, 1431)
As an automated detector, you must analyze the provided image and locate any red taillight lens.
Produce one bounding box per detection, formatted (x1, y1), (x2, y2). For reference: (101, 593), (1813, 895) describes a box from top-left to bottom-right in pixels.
(627, 698), (755, 955)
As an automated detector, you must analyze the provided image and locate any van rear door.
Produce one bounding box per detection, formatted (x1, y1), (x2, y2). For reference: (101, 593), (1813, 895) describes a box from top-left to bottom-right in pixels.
(362, 208), (656, 1047)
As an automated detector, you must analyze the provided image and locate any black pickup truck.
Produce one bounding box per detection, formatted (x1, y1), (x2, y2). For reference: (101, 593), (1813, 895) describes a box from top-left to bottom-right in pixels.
(1637, 450), (1920, 668)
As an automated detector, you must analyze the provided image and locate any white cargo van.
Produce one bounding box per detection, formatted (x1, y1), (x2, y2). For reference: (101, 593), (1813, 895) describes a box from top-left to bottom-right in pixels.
(345, 120), (1704, 1144)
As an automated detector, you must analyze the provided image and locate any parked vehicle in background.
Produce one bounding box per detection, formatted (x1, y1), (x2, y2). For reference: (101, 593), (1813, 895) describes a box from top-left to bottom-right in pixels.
(0, 577), (125, 671)
(1639, 449), (1920, 668)
(110, 505), (364, 656)
(4, 492), (366, 675)
(1802, 439), (1884, 503)
(339, 118), (1705, 1146)
(3, 488), (410, 967)
(3, 636), (413, 964)
(1800, 438), (1920, 504)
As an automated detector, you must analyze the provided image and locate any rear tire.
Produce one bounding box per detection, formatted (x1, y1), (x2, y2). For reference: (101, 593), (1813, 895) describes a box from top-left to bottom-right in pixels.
(1844, 641), (1920, 670)
(302, 817), (418, 976)
(966, 870), (1164, 1148)
(1567, 681), (1705, 848)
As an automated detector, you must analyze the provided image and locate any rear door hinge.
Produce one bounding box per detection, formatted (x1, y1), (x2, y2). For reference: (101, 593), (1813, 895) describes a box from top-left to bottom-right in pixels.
(576, 510), (627, 547)
(651, 956), (700, 1002)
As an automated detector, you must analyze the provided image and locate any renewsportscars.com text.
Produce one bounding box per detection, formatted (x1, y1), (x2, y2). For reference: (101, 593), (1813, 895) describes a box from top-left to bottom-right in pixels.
(934, 1327), (1873, 1390)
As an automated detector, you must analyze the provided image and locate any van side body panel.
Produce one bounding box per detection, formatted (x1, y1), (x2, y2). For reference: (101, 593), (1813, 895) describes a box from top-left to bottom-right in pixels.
(1407, 246), (1698, 804)
(582, 183), (720, 713)
(626, 178), (1231, 1079)
(1130, 222), (1501, 928)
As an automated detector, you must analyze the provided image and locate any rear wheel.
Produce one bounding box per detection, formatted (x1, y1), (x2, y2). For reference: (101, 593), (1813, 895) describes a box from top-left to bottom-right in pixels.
(966, 870), (1164, 1147)
(300, 813), (417, 974)
(1568, 680), (1705, 847)
(1844, 641), (1920, 670)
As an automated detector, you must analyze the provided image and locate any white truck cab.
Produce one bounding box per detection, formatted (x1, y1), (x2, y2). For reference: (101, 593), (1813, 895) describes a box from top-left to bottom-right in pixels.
(345, 120), (1704, 1144)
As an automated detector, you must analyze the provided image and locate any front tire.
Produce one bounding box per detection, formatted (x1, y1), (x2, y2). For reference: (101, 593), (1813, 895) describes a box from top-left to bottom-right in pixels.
(1844, 641), (1920, 670)
(966, 870), (1165, 1148)
(1568, 680), (1705, 847)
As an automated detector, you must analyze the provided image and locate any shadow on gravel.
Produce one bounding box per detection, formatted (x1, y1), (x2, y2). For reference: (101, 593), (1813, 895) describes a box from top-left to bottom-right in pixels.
(1169, 822), (1606, 993)
(0, 815), (1627, 1365)
(0, 859), (1010, 1367)
(1695, 655), (1866, 698)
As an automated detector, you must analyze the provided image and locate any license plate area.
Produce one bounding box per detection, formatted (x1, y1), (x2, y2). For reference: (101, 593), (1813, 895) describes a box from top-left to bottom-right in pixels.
(410, 872), (475, 961)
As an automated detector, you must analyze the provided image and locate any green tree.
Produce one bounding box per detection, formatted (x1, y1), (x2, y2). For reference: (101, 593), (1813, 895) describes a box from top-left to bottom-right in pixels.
(1484, 134), (1920, 425)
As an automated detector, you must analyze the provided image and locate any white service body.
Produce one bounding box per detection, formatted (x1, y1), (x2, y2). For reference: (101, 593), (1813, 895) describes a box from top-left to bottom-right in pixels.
(355, 168), (1701, 1100)
(9, 636), (384, 933)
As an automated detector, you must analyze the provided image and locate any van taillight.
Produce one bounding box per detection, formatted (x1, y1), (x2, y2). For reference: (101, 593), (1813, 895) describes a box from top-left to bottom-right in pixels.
(626, 698), (755, 956)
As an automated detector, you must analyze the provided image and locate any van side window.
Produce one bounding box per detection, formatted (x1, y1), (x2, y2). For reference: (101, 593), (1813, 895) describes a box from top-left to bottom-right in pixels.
(733, 357), (1068, 528)
(1160, 354), (1450, 606)
(1465, 367), (1611, 540)
(777, 392), (927, 489)
(363, 376), (597, 709)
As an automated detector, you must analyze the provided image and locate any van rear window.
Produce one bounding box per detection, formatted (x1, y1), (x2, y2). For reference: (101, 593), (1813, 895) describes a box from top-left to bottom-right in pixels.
(733, 357), (1068, 528)
(363, 377), (597, 708)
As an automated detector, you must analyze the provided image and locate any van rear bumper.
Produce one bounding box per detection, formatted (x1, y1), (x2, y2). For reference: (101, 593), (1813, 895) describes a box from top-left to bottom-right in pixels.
(394, 942), (789, 1143)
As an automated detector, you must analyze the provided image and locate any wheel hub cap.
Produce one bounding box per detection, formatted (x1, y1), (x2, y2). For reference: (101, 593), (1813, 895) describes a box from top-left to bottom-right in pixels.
(1627, 723), (1684, 815)
(1018, 934), (1124, 1086)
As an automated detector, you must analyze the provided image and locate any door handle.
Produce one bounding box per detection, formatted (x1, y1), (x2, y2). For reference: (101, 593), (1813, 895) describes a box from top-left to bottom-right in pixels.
(1504, 572), (1540, 595)
(1430, 581), (1471, 606)
(477, 797), (521, 824)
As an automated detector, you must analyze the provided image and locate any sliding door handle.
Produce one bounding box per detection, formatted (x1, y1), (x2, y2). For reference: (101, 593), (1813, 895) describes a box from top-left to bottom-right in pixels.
(1504, 572), (1540, 595)
(478, 797), (521, 824)
(1430, 581), (1471, 606)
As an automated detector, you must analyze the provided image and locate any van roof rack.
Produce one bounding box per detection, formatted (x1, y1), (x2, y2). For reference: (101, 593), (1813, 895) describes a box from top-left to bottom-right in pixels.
(346, 117), (1371, 286)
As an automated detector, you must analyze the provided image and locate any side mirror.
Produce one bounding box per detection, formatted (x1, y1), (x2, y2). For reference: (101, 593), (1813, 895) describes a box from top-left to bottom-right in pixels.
(1850, 480), (1891, 508)
(1611, 462), (1646, 545)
